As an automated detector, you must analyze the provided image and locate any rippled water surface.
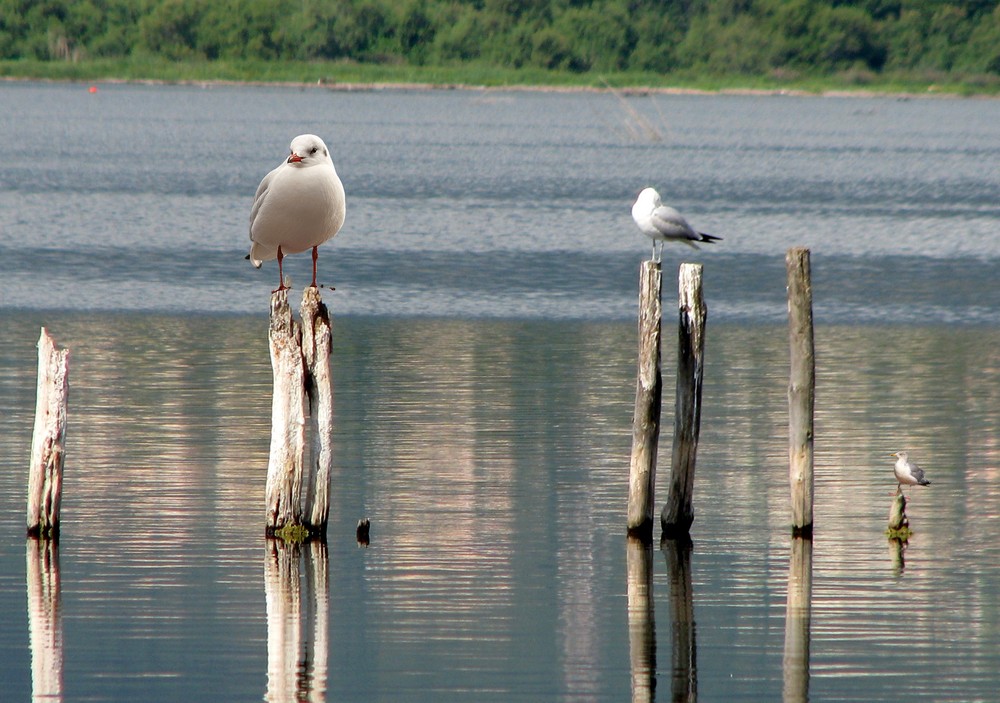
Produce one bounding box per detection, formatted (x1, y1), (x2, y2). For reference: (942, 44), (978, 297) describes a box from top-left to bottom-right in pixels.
(0, 83), (999, 702)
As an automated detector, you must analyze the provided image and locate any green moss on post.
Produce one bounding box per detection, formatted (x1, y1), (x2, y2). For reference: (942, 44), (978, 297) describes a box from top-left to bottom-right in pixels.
(272, 524), (312, 543)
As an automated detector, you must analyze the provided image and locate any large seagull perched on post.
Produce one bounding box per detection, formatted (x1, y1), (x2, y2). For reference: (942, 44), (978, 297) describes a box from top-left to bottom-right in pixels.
(631, 186), (721, 262)
(249, 134), (346, 291)
(890, 451), (932, 495)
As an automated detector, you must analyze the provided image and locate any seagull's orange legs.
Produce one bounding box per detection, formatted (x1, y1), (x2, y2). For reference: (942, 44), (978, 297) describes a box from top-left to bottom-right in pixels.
(273, 246), (288, 293)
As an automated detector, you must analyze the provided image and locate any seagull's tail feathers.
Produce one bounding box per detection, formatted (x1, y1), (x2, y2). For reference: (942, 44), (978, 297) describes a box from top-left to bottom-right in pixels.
(920, 478), (931, 486)
(698, 232), (723, 244)
(248, 241), (275, 268)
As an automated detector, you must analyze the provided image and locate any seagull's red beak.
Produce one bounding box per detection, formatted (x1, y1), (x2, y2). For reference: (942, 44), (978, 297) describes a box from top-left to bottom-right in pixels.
(287, 153), (303, 163)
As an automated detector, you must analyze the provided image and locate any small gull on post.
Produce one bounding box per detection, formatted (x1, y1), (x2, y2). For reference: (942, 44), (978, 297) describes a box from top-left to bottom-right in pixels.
(631, 187), (721, 262)
(249, 134), (346, 291)
(890, 451), (931, 494)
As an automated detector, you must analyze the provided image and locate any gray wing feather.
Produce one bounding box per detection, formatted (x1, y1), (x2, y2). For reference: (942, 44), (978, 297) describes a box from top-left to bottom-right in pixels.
(249, 166), (278, 238)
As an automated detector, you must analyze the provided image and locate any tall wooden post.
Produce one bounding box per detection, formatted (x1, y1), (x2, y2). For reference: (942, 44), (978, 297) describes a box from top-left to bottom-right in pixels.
(265, 288), (335, 540)
(661, 263), (707, 537)
(27, 328), (69, 539)
(786, 248), (815, 537)
(627, 261), (663, 537)
(265, 290), (307, 536)
(300, 287), (334, 535)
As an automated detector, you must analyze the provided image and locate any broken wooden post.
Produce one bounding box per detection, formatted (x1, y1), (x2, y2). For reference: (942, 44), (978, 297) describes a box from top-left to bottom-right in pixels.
(27, 328), (69, 539)
(782, 536), (813, 702)
(886, 492), (911, 541)
(627, 261), (663, 538)
(661, 263), (707, 537)
(265, 290), (307, 537)
(265, 288), (335, 540)
(786, 248), (815, 537)
(300, 287), (334, 536)
(626, 536), (655, 703)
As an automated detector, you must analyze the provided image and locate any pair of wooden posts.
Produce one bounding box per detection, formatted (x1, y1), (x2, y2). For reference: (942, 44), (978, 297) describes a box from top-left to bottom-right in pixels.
(265, 286), (334, 541)
(25, 287), (336, 542)
(627, 247), (816, 539)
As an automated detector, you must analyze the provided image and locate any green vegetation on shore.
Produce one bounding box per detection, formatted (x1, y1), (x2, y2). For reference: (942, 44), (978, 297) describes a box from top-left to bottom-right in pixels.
(1, 0), (999, 95)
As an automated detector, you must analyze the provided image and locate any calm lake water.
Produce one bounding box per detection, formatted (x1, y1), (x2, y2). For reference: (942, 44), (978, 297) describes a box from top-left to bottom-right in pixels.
(1, 82), (999, 702)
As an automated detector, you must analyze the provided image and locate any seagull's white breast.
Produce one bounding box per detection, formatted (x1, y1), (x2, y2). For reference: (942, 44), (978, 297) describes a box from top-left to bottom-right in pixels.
(250, 159), (346, 261)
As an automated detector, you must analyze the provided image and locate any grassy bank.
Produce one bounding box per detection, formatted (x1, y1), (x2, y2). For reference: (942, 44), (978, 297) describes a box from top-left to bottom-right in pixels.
(2, 57), (998, 97)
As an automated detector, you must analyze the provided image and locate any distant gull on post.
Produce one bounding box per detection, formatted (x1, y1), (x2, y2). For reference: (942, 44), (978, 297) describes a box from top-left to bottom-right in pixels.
(631, 187), (721, 262)
(248, 134), (346, 291)
(890, 451), (931, 494)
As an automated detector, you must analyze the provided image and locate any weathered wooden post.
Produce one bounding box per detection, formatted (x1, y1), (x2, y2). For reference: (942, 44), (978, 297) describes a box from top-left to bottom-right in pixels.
(626, 536), (656, 703)
(661, 264), (707, 537)
(786, 248), (815, 537)
(627, 261), (663, 537)
(265, 290), (307, 537)
(782, 536), (813, 703)
(27, 328), (69, 539)
(264, 288), (335, 540)
(886, 492), (911, 541)
(300, 287), (334, 536)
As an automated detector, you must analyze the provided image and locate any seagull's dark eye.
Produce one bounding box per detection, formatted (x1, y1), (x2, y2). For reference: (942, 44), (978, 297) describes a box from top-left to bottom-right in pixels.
(310, 147), (318, 154)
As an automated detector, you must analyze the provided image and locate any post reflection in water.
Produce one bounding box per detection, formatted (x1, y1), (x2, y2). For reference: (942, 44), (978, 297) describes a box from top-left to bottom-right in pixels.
(26, 538), (63, 703)
(264, 539), (330, 703)
(888, 537), (907, 577)
(782, 537), (813, 703)
(626, 536), (656, 703)
(662, 536), (696, 703)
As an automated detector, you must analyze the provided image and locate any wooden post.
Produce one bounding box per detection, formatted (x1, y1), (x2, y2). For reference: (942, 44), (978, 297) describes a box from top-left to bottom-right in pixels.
(786, 248), (815, 537)
(626, 536), (655, 703)
(265, 290), (307, 537)
(782, 537), (813, 703)
(27, 328), (69, 539)
(661, 264), (707, 537)
(300, 287), (334, 535)
(627, 261), (663, 537)
(886, 492), (911, 541)
(663, 536), (696, 702)
(265, 288), (335, 540)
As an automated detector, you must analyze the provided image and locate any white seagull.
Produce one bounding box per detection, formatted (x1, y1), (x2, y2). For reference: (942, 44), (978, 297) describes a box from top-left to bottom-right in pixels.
(631, 186), (721, 262)
(890, 451), (931, 494)
(249, 134), (346, 290)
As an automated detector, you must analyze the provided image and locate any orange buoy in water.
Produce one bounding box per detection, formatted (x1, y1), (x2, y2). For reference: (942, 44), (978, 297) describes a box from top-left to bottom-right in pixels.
(88, 85), (98, 94)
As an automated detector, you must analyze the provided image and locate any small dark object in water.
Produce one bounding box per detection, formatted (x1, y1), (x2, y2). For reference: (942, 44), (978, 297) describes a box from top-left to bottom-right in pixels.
(357, 518), (371, 546)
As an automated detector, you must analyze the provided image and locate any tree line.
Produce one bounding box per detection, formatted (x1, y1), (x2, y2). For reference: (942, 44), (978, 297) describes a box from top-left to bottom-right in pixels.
(2, 0), (999, 79)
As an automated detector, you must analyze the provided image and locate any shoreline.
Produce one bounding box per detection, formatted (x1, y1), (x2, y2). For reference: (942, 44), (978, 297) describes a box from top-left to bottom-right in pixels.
(1, 73), (990, 100)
